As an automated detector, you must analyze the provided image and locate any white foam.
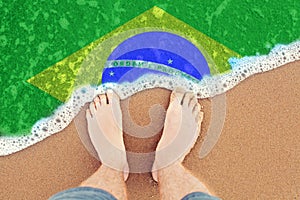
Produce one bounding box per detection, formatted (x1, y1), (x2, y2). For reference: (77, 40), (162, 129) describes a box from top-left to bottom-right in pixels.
(0, 41), (299, 156)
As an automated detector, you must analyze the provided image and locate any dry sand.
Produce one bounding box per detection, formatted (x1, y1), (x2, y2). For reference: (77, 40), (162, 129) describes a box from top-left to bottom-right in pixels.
(1, 61), (299, 200)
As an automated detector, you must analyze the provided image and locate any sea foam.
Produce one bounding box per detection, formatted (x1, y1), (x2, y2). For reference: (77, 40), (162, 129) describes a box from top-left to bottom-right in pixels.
(0, 41), (299, 156)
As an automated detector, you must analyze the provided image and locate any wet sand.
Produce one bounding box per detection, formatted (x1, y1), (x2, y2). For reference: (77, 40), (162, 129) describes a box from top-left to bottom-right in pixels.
(1, 61), (299, 200)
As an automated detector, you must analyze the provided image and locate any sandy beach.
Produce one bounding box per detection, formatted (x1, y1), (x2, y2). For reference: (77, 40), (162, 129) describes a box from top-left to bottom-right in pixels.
(1, 61), (299, 200)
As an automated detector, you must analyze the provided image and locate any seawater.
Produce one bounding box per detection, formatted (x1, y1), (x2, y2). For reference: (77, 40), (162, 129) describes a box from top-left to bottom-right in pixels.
(0, 41), (299, 156)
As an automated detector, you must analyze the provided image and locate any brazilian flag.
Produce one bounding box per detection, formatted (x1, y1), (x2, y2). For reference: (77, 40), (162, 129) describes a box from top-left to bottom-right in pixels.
(1, 0), (299, 137)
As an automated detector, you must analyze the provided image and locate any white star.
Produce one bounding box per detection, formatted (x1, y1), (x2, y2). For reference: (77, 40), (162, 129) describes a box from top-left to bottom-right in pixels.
(168, 59), (173, 64)
(109, 71), (114, 76)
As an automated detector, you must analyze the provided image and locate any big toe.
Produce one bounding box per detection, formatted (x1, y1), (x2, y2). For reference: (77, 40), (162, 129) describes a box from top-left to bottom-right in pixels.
(192, 100), (201, 117)
(99, 93), (108, 105)
(182, 92), (196, 107)
(170, 87), (185, 104)
(106, 89), (120, 105)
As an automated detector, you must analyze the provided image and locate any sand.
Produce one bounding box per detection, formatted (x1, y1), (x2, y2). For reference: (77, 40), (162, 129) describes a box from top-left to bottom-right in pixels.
(1, 61), (299, 200)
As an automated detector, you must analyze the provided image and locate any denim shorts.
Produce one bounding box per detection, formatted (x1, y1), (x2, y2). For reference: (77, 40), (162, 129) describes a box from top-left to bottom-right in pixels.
(49, 186), (220, 200)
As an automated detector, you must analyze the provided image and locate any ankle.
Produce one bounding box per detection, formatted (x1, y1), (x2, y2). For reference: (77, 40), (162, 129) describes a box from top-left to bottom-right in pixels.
(157, 161), (182, 178)
(100, 165), (123, 176)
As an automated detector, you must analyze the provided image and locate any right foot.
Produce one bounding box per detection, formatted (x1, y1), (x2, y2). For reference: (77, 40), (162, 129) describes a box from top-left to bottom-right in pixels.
(152, 88), (203, 181)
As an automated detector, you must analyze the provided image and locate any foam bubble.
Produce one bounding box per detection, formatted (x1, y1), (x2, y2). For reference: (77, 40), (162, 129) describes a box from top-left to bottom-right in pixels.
(0, 41), (299, 156)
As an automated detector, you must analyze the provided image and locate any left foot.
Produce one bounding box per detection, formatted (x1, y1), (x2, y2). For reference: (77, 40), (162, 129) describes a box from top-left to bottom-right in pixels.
(86, 90), (128, 179)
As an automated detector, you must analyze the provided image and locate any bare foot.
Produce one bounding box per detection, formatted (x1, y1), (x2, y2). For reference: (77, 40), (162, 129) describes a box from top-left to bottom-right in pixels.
(86, 90), (129, 180)
(152, 88), (203, 181)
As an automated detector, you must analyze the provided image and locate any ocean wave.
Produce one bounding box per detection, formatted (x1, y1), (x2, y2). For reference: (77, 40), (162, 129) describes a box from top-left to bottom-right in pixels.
(0, 40), (299, 156)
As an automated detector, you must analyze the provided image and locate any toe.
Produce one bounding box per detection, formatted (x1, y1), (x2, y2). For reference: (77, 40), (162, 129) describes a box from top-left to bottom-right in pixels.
(89, 101), (97, 115)
(195, 111), (204, 127)
(182, 92), (195, 107)
(106, 89), (120, 104)
(188, 95), (198, 108)
(93, 96), (101, 109)
(192, 101), (201, 115)
(99, 94), (107, 105)
(86, 108), (93, 118)
(193, 101), (203, 124)
(198, 111), (204, 121)
(170, 88), (185, 105)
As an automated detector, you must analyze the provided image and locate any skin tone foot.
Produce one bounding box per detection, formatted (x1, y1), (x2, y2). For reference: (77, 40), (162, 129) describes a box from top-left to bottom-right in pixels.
(152, 88), (203, 181)
(152, 88), (212, 200)
(86, 90), (129, 177)
(83, 90), (128, 199)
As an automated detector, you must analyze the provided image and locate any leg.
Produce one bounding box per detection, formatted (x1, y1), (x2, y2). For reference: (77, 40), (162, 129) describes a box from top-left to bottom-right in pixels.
(153, 89), (213, 200)
(80, 165), (127, 200)
(49, 165), (124, 200)
(158, 161), (211, 200)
